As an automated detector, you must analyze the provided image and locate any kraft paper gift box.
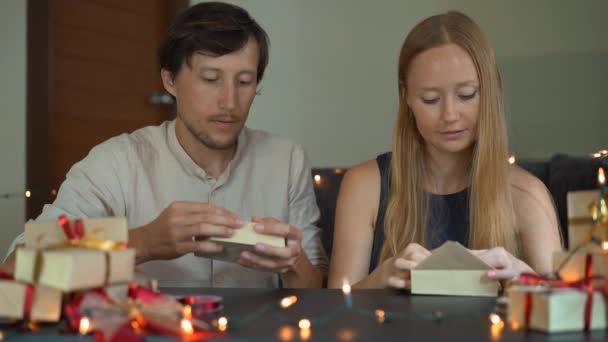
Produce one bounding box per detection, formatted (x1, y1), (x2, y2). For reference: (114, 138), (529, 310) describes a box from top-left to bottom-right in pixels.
(410, 241), (499, 297)
(14, 216), (135, 291)
(553, 250), (608, 282)
(0, 280), (62, 322)
(567, 190), (604, 251)
(24, 216), (129, 249)
(507, 285), (606, 333)
(197, 222), (285, 263)
(15, 247), (135, 291)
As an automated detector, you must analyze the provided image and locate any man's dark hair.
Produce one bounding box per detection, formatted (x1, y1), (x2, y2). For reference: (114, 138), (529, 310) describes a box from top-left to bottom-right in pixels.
(158, 2), (270, 82)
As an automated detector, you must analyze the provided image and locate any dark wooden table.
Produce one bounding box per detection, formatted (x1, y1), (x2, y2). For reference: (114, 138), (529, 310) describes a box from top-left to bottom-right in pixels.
(2, 288), (606, 341)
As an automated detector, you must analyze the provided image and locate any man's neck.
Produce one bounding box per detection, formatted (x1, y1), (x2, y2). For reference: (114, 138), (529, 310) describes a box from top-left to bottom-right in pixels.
(175, 119), (237, 178)
(424, 145), (473, 194)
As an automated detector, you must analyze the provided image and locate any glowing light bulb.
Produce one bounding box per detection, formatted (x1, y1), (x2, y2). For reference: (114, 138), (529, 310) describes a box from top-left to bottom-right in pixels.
(508, 155), (516, 165)
(489, 313), (502, 326)
(218, 316), (228, 332)
(25, 190), (31, 198)
(181, 319), (193, 335)
(79, 317), (91, 335)
(280, 295), (298, 309)
(298, 319), (311, 329)
(314, 174), (321, 185)
(375, 309), (385, 323)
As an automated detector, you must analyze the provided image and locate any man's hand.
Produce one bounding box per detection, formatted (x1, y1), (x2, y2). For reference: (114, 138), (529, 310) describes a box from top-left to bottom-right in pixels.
(237, 216), (303, 273)
(130, 201), (243, 263)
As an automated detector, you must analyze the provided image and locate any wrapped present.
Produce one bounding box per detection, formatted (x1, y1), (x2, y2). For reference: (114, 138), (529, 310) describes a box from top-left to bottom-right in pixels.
(65, 285), (220, 342)
(14, 216), (135, 291)
(567, 190), (607, 251)
(553, 250), (608, 282)
(24, 216), (128, 248)
(507, 273), (607, 333)
(0, 272), (62, 322)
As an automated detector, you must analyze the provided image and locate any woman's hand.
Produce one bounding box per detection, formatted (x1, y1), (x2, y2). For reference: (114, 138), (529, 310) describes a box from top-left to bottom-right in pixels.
(378, 243), (431, 288)
(471, 247), (534, 282)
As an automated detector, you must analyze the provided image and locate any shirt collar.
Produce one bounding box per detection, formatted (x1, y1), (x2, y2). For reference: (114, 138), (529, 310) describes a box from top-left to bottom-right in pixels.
(167, 119), (249, 182)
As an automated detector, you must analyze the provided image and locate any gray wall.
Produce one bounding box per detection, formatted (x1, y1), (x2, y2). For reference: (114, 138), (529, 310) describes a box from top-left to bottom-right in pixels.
(0, 0), (26, 257)
(195, 0), (608, 166)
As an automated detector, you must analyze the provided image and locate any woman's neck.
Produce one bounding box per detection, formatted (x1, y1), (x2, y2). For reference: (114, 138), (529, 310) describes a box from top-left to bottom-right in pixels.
(424, 146), (473, 195)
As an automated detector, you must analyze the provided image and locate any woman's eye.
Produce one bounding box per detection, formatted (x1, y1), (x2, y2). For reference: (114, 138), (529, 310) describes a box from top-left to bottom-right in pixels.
(458, 91), (477, 101)
(422, 98), (439, 105)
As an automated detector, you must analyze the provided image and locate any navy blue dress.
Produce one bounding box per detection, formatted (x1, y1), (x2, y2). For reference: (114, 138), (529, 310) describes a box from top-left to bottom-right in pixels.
(368, 152), (470, 272)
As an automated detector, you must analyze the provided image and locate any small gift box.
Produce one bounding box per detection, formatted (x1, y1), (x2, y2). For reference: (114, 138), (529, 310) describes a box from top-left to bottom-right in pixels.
(0, 273), (62, 322)
(14, 216), (135, 291)
(198, 222), (285, 263)
(507, 274), (607, 333)
(553, 251), (608, 282)
(567, 190), (605, 251)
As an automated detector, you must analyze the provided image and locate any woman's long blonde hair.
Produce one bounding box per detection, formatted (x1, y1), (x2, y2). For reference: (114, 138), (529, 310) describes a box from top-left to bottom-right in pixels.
(379, 11), (517, 262)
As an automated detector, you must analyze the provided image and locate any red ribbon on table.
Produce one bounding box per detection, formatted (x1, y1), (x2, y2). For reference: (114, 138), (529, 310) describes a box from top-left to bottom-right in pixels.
(0, 271), (35, 320)
(519, 254), (608, 331)
(65, 283), (220, 342)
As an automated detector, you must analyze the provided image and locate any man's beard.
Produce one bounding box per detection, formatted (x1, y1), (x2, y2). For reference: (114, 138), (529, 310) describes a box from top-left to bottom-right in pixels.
(180, 113), (240, 151)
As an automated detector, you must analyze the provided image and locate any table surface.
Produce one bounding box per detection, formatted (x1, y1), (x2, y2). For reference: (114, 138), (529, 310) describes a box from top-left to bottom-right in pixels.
(2, 288), (606, 341)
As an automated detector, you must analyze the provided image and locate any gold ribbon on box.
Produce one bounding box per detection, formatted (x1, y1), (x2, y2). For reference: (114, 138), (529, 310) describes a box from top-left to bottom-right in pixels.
(48, 215), (128, 251)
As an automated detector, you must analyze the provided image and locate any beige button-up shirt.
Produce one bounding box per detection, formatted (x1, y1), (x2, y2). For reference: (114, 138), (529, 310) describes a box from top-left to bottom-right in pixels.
(7, 120), (327, 287)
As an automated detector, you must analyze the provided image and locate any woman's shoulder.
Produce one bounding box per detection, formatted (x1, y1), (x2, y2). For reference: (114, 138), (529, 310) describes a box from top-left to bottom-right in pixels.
(509, 164), (557, 224)
(509, 165), (550, 198)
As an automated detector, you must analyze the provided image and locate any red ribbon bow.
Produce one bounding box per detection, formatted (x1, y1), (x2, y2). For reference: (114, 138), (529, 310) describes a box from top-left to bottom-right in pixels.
(66, 284), (219, 342)
(58, 215), (85, 240)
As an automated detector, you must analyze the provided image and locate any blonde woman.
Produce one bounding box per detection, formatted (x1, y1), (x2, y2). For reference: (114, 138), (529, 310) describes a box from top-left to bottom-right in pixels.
(328, 12), (562, 289)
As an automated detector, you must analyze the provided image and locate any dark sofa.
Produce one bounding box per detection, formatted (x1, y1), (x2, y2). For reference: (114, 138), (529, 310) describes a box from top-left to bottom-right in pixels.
(311, 154), (607, 258)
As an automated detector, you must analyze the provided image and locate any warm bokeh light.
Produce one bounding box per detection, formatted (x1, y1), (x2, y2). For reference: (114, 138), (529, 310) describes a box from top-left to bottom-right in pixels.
(181, 319), (193, 335)
(25, 190), (31, 198)
(314, 174), (322, 185)
(183, 305), (192, 319)
(334, 168), (343, 174)
(489, 313), (502, 326)
(79, 317), (91, 335)
(299, 328), (311, 341)
(298, 319), (311, 329)
(218, 316), (228, 332)
(280, 296), (298, 309)
(603, 241), (608, 251)
(508, 155), (516, 165)
(342, 280), (351, 295)
(278, 325), (295, 341)
(337, 328), (355, 341)
(375, 309), (385, 323)
(599, 168), (605, 186)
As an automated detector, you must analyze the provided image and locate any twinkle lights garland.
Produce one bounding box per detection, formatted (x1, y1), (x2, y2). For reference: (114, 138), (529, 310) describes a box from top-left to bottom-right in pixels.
(217, 280), (501, 337)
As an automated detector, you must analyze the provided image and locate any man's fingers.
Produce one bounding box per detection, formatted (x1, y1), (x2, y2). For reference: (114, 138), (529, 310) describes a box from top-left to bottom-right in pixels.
(178, 240), (223, 255)
(171, 212), (243, 228)
(253, 242), (298, 260)
(175, 223), (235, 241)
(238, 251), (291, 272)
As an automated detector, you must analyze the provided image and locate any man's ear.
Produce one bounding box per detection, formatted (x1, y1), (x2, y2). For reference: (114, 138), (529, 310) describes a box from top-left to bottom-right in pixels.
(160, 69), (177, 97)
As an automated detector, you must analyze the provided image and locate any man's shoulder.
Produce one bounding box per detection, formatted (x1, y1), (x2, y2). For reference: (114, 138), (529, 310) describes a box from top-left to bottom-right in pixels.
(245, 127), (303, 155)
(92, 121), (171, 157)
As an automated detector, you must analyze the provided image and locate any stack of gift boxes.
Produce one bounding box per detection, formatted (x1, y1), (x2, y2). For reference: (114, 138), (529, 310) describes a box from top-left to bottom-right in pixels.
(0, 216), (135, 323)
(507, 169), (608, 333)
